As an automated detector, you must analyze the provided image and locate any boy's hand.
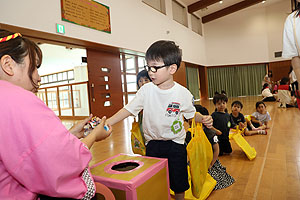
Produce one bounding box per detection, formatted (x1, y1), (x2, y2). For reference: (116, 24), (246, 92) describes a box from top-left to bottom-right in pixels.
(91, 116), (112, 142)
(201, 115), (213, 128)
(239, 122), (246, 129)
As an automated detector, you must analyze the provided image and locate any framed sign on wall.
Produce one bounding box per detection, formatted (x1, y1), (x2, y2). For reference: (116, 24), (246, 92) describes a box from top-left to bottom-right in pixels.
(61, 0), (111, 33)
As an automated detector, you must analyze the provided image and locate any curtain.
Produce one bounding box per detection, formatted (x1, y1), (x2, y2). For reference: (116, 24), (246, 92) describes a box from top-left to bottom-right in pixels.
(207, 64), (266, 98)
(186, 66), (200, 100)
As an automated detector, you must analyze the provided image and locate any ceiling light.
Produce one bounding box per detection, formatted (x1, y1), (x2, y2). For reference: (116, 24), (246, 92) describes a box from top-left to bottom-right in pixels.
(219, 0), (223, 4)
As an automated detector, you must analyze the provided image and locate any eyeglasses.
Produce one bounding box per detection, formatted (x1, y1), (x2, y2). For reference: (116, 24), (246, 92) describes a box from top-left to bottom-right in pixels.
(144, 65), (169, 73)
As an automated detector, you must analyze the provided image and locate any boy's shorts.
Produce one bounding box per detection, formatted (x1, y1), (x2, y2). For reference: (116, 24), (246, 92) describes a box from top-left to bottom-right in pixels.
(218, 139), (232, 156)
(146, 140), (189, 193)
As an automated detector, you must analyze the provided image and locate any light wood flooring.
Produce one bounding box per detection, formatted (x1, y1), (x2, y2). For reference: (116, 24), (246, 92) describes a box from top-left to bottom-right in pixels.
(64, 96), (300, 200)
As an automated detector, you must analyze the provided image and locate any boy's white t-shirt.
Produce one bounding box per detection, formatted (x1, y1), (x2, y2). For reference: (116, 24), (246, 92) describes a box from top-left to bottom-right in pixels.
(125, 82), (196, 144)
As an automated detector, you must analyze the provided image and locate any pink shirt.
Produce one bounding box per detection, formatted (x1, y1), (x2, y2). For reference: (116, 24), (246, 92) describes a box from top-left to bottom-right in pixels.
(0, 80), (95, 199)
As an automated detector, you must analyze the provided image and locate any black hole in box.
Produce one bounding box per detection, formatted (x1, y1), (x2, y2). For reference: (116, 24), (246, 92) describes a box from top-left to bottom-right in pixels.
(111, 162), (139, 171)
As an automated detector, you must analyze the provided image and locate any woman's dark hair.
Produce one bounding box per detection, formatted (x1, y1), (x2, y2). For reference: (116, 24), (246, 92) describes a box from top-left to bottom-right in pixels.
(262, 83), (269, 92)
(213, 94), (228, 105)
(280, 77), (290, 85)
(0, 29), (42, 90)
(145, 40), (182, 71)
(256, 101), (266, 109)
(136, 69), (151, 88)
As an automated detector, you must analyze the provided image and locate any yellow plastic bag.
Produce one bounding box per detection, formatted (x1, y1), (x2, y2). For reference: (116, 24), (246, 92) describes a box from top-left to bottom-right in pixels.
(170, 171), (216, 200)
(230, 126), (256, 160)
(186, 115), (213, 199)
(130, 119), (146, 156)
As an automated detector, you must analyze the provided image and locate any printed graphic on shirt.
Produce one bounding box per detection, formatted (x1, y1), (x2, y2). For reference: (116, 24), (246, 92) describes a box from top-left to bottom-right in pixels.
(171, 119), (183, 134)
(227, 121), (231, 128)
(166, 102), (180, 117)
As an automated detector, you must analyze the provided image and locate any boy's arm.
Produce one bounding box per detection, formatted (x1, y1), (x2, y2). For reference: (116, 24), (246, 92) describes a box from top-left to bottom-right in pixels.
(210, 143), (219, 169)
(106, 108), (132, 126)
(194, 112), (213, 128)
(211, 126), (222, 135)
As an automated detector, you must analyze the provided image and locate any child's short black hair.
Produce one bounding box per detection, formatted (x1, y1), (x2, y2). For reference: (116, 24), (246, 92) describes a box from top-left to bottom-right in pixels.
(256, 101), (266, 109)
(145, 40), (182, 71)
(136, 69), (151, 88)
(213, 94), (228, 105)
(280, 77), (289, 85)
(194, 104), (209, 115)
(231, 100), (243, 109)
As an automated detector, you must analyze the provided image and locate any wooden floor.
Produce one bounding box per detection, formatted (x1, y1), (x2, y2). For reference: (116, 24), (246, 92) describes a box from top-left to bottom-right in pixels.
(65, 96), (300, 200)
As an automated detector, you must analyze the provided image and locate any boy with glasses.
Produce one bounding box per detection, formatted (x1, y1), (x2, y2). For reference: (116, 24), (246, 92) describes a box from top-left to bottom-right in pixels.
(107, 40), (212, 200)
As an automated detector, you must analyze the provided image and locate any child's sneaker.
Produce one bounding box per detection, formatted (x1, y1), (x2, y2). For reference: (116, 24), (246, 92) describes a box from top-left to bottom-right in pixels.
(258, 130), (267, 135)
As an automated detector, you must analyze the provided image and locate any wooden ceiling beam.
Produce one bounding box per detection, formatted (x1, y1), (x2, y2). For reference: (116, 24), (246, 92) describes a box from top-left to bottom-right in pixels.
(188, 0), (220, 13)
(202, 0), (263, 23)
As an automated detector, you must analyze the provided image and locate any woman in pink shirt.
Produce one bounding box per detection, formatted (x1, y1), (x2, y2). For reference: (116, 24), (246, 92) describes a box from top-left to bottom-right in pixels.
(0, 29), (112, 199)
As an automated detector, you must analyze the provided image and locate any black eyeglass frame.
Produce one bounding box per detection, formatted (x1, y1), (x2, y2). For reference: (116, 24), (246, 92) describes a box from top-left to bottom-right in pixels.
(144, 65), (169, 73)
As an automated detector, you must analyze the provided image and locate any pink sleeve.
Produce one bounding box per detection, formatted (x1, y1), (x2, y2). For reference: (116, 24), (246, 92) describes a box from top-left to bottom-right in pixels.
(0, 83), (95, 199)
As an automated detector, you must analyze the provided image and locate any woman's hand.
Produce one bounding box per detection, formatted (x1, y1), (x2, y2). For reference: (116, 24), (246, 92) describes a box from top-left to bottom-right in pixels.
(69, 114), (93, 139)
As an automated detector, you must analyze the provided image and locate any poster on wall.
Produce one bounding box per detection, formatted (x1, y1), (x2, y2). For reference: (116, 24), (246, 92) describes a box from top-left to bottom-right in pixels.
(61, 0), (111, 33)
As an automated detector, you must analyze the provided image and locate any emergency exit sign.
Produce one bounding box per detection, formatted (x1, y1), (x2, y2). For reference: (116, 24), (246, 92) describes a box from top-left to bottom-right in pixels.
(56, 24), (65, 34)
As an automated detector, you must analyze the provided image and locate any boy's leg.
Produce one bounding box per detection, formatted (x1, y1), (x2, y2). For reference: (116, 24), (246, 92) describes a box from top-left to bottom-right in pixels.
(218, 140), (232, 155)
(245, 129), (267, 135)
(219, 139), (232, 154)
(146, 140), (189, 199)
(168, 141), (189, 199)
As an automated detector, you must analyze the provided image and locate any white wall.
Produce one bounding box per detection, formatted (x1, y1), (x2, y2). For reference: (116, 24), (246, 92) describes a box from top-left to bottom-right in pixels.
(266, 0), (291, 62)
(203, 0), (290, 66)
(0, 0), (291, 67)
(0, 0), (206, 65)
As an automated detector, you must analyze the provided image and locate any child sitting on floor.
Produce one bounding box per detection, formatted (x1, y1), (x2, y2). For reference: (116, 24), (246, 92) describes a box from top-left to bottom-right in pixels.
(277, 77), (297, 108)
(211, 94), (236, 156)
(250, 101), (271, 130)
(230, 101), (267, 135)
(185, 104), (235, 190)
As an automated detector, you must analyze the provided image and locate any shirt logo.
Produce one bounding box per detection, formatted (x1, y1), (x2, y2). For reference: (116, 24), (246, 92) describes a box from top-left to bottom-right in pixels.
(227, 121), (231, 128)
(166, 102), (180, 117)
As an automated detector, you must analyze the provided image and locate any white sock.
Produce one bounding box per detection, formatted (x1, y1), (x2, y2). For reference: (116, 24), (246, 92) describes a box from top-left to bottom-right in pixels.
(258, 130), (266, 134)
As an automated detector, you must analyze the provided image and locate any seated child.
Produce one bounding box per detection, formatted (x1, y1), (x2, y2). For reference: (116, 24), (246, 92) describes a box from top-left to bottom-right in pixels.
(185, 104), (235, 190)
(211, 94), (236, 156)
(261, 83), (276, 102)
(277, 77), (296, 108)
(250, 101), (271, 130)
(230, 101), (267, 135)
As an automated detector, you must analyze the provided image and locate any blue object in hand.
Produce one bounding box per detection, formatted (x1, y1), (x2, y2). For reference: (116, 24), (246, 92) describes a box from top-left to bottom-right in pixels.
(104, 125), (109, 131)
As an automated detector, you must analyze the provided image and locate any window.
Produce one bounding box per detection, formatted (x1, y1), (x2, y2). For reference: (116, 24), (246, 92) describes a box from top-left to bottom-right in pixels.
(191, 14), (202, 36)
(120, 53), (146, 105)
(142, 0), (166, 14)
(172, 0), (188, 27)
(40, 69), (74, 86)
